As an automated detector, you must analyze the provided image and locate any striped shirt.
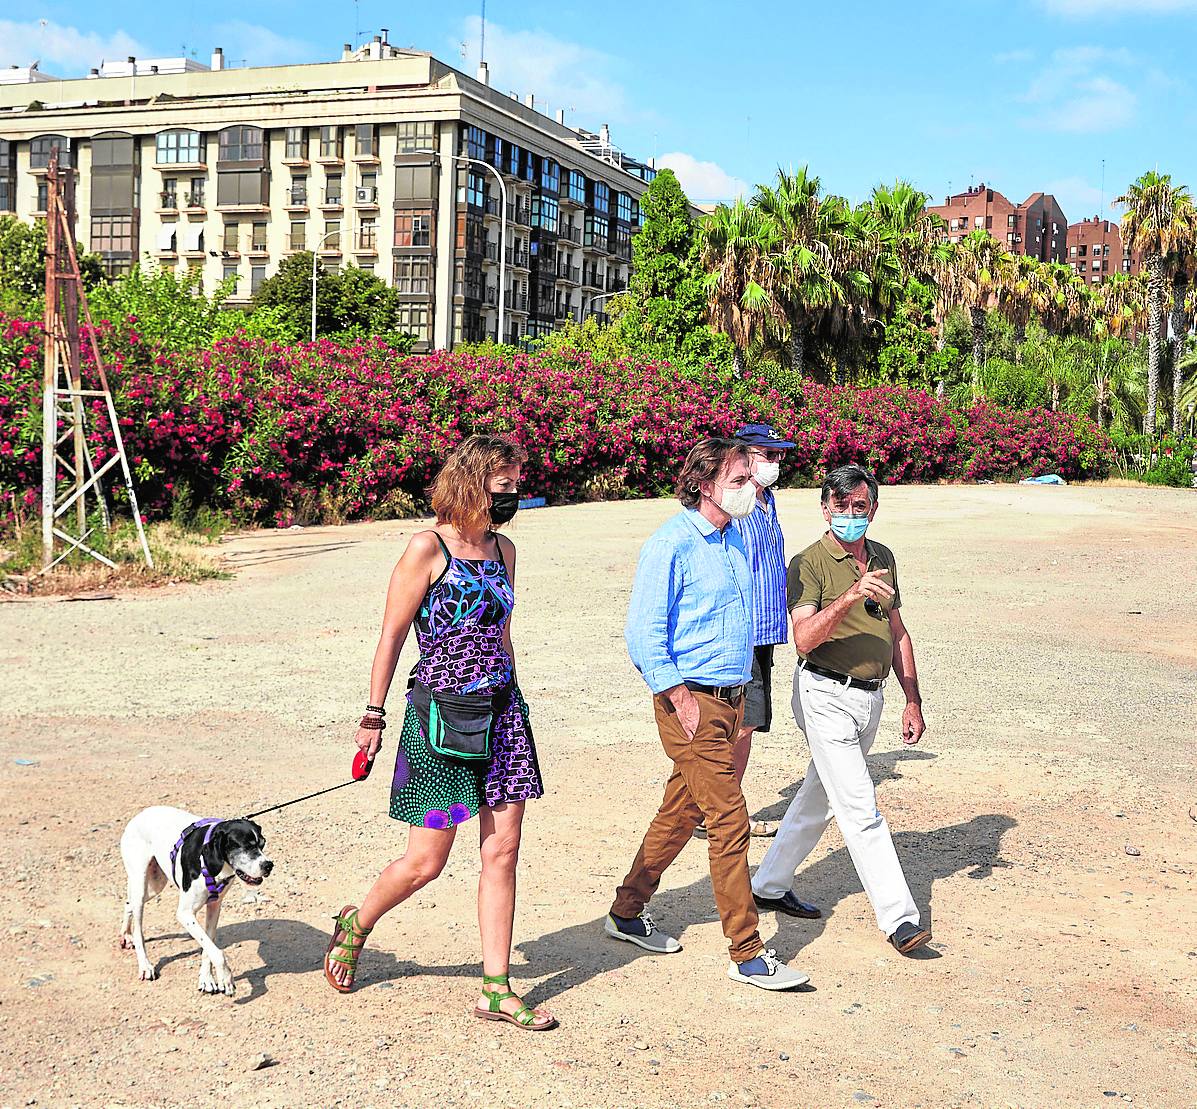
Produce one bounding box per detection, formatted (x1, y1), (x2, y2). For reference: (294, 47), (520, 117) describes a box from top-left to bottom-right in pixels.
(732, 489), (788, 646)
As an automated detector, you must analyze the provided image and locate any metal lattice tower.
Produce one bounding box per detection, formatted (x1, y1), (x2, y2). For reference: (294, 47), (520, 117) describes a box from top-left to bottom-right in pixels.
(40, 149), (152, 573)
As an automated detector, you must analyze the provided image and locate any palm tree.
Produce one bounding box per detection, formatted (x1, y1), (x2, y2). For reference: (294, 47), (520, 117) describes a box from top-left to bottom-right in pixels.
(1097, 272), (1149, 344)
(1166, 253), (1197, 434)
(937, 229), (1015, 385)
(751, 167), (836, 374)
(697, 199), (780, 377)
(1114, 171), (1197, 435)
(868, 180), (943, 283)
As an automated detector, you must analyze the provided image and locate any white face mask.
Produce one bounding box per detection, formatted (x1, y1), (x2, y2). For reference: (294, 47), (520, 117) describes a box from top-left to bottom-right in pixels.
(715, 482), (757, 519)
(753, 460), (780, 487)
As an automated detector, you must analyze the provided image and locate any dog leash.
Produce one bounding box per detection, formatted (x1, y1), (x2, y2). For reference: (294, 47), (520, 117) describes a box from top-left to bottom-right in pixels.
(243, 748), (377, 820)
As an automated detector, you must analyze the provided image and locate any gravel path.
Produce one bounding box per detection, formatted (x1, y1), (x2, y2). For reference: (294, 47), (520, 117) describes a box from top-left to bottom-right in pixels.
(1, 484), (1194, 1108)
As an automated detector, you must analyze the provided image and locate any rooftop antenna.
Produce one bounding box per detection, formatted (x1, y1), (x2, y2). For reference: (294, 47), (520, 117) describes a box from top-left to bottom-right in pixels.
(480, 0), (487, 64)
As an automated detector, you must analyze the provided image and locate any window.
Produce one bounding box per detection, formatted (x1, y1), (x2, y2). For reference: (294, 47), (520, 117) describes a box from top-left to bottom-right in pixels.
(615, 227), (632, 260)
(36, 181), (48, 212)
(323, 220), (341, 251)
(218, 126), (264, 163)
(974, 215), (984, 228)
(592, 181), (610, 215)
(222, 263), (239, 286)
(466, 125), (486, 161)
(354, 124), (377, 159)
(568, 170), (586, 204)
(533, 194), (559, 233)
(1077, 260), (1087, 272)
(1069, 245), (1077, 256)
(289, 175), (308, 206)
(92, 133), (135, 167)
(156, 130), (202, 165)
(395, 164), (435, 200)
(188, 178), (206, 208)
(397, 121), (436, 154)
(489, 134), (504, 170)
(251, 222), (267, 252)
(1008, 213), (1017, 227)
(360, 170), (378, 194)
(631, 199), (641, 227)
(325, 175), (343, 205)
(31, 135), (71, 169)
(616, 192), (633, 223)
(319, 126), (342, 160)
(396, 303), (431, 343)
(216, 170), (267, 206)
(1078, 244), (1087, 256)
(541, 159), (559, 195)
(358, 217), (377, 251)
(251, 265), (267, 294)
(393, 257), (432, 293)
(90, 214), (133, 253)
(465, 170), (485, 209)
(585, 214), (608, 250)
(289, 221), (306, 250)
(0, 140), (13, 212)
(223, 223), (241, 252)
(161, 179), (178, 208)
(507, 143), (521, 177)
(285, 127), (307, 160)
(91, 166), (136, 210)
(394, 209), (433, 247)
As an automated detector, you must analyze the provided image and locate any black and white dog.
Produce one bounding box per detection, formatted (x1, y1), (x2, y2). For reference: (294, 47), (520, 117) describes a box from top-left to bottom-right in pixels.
(119, 806), (273, 995)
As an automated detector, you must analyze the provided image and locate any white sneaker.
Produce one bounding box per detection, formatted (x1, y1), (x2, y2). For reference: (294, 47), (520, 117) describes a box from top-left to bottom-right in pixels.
(726, 948), (810, 991)
(603, 911), (682, 954)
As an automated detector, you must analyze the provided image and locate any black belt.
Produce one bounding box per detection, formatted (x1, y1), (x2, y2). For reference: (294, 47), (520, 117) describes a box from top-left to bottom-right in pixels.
(801, 662), (883, 692)
(683, 681), (746, 703)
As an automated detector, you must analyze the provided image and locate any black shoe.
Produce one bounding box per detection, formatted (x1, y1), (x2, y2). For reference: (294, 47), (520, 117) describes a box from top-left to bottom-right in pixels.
(888, 921), (932, 954)
(752, 889), (821, 919)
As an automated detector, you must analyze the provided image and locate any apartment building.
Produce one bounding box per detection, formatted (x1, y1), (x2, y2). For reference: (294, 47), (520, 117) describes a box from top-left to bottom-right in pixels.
(0, 33), (658, 349)
(1065, 216), (1139, 285)
(927, 184), (1068, 264)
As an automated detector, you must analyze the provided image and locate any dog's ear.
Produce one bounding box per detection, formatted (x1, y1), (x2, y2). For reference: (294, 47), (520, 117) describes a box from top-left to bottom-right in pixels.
(246, 819), (264, 844)
(204, 823), (230, 868)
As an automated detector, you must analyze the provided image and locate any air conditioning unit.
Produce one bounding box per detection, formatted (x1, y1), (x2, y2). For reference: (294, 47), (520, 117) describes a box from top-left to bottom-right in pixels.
(355, 186), (377, 204)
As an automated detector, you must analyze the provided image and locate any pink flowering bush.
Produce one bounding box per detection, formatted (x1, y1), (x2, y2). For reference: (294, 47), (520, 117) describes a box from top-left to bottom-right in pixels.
(0, 314), (1113, 530)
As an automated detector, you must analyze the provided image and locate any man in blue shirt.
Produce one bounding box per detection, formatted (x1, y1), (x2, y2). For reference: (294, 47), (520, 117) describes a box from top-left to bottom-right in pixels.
(604, 438), (810, 992)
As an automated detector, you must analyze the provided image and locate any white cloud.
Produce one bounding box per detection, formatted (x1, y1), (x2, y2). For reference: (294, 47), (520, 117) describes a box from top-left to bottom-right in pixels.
(657, 152), (749, 203)
(212, 22), (315, 68)
(458, 17), (631, 124)
(1039, 0), (1197, 14)
(994, 48), (1035, 64)
(1019, 46), (1139, 132)
(0, 19), (146, 74)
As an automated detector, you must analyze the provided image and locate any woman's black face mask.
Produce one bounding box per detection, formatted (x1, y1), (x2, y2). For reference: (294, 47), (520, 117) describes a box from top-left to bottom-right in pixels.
(489, 491), (519, 525)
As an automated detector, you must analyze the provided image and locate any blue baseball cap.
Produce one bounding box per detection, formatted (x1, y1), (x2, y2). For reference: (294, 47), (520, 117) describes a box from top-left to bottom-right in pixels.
(735, 423), (796, 449)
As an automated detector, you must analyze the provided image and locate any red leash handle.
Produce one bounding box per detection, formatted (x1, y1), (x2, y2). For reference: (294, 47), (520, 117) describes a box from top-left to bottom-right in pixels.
(352, 746), (377, 781)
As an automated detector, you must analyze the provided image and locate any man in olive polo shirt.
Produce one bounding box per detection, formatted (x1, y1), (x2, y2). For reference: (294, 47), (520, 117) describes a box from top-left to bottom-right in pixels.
(751, 464), (931, 955)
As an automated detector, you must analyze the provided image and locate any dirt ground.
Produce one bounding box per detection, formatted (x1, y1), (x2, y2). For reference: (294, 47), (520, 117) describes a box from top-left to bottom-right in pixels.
(1, 484), (1195, 1109)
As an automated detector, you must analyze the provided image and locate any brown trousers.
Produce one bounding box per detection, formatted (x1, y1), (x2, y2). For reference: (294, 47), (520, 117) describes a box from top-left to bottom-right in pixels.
(610, 691), (763, 964)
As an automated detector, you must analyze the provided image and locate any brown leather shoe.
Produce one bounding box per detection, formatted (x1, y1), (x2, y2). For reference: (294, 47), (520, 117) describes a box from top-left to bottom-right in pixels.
(888, 921), (932, 954)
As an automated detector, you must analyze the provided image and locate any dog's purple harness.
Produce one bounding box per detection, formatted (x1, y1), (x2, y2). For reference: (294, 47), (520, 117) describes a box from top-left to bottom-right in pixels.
(169, 818), (231, 903)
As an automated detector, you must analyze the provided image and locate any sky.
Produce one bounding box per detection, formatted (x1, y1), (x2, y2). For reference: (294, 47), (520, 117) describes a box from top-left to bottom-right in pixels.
(3, 0), (1196, 221)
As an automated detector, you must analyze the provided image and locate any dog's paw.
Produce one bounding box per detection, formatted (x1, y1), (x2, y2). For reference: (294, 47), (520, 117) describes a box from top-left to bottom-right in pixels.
(138, 964), (158, 981)
(198, 966), (219, 993)
(119, 934), (132, 950)
(201, 958), (235, 997)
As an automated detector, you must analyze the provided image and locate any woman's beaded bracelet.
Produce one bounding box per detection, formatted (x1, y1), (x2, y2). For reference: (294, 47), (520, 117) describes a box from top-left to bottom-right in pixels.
(365, 704), (386, 716)
(358, 715), (386, 731)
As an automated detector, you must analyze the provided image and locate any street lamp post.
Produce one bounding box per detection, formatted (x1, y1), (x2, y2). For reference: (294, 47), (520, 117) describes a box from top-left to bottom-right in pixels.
(310, 227), (345, 342)
(587, 291), (616, 318)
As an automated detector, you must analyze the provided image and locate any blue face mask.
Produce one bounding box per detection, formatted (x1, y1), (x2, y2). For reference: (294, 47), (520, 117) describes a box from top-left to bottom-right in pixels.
(830, 514), (870, 542)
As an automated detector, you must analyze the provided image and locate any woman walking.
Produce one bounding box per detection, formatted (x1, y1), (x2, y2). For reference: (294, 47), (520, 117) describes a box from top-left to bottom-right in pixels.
(324, 434), (554, 1030)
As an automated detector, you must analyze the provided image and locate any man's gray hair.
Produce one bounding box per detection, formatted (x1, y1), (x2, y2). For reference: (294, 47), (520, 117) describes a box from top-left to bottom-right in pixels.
(821, 464), (879, 507)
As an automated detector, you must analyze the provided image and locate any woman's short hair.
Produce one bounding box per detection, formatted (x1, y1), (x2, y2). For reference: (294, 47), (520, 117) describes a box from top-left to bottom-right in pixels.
(430, 434), (528, 533)
(821, 464), (879, 507)
(676, 438), (750, 509)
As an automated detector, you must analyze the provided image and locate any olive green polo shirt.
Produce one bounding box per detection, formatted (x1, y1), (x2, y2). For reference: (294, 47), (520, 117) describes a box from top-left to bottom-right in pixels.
(785, 531), (902, 681)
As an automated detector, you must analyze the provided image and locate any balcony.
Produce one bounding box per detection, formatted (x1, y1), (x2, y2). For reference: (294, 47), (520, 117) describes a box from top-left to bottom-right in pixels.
(320, 195), (345, 212)
(158, 191), (179, 213)
(353, 233), (379, 255)
(485, 285), (498, 307)
(559, 188), (585, 209)
(284, 188), (309, 211)
(581, 270), (602, 290)
(559, 222), (581, 245)
(153, 160), (206, 173)
(353, 186), (379, 210)
(183, 192), (206, 213)
(606, 274), (626, 293)
(505, 247), (530, 270)
(287, 234), (307, 252)
(249, 240), (269, 258)
(483, 196), (500, 218)
(554, 301), (572, 320)
(583, 236), (609, 255)
(506, 202), (531, 227)
(485, 241), (498, 263)
(557, 263), (581, 284)
(504, 290), (529, 313)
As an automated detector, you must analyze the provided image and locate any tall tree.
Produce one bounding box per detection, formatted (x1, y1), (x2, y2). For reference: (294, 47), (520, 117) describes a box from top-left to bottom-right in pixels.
(697, 199), (779, 377)
(1114, 171), (1197, 435)
(1166, 252), (1196, 435)
(619, 168), (730, 368)
(937, 230), (1015, 385)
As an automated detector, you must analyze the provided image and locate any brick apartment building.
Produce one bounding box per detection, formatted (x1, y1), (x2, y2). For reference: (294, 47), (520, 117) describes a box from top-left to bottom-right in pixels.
(927, 184), (1067, 264)
(1065, 216), (1140, 285)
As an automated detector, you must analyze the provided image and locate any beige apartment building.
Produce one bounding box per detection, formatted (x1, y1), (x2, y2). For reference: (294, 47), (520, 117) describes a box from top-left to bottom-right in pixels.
(0, 33), (658, 349)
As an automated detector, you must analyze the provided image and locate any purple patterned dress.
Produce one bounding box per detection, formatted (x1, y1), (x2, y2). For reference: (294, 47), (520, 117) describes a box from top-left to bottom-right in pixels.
(389, 534), (543, 829)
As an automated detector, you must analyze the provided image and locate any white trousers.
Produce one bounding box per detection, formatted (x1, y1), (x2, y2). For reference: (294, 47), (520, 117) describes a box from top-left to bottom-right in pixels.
(752, 666), (920, 936)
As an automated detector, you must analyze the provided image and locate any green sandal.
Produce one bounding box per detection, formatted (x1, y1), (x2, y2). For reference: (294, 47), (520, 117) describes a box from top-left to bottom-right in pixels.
(324, 904), (372, 993)
(472, 973), (558, 1031)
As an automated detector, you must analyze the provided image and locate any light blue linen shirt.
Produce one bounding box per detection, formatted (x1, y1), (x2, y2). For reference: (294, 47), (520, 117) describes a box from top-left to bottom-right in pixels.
(624, 508), (754, 695)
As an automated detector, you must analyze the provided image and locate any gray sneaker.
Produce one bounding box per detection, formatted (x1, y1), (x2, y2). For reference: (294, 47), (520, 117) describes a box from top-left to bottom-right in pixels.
(603, 910), (682, 954)
(726, 948), (810, 991)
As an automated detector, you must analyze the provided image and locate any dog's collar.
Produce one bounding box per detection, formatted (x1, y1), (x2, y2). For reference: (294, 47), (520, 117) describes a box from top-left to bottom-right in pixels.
(170, 819), (232, 903)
